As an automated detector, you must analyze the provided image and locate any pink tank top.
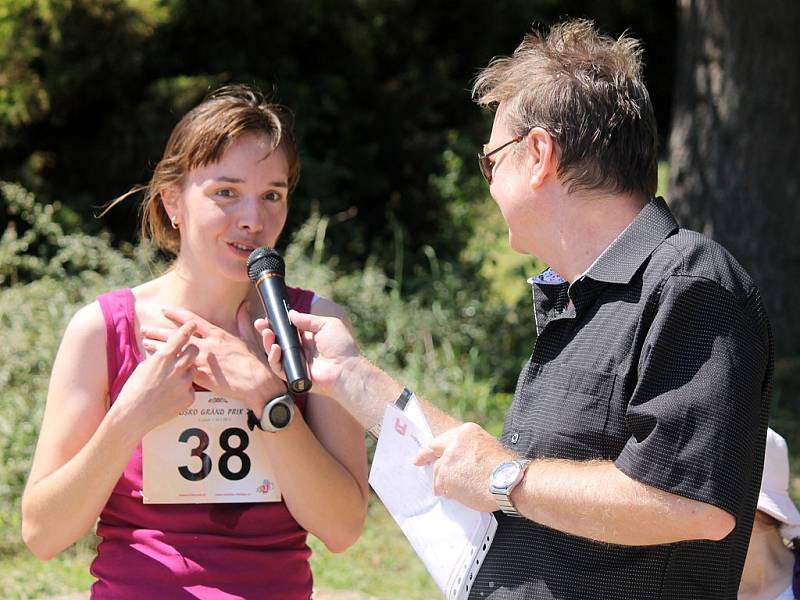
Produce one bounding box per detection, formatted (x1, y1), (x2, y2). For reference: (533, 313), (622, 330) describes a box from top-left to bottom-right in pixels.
(91, 287), (315, 599)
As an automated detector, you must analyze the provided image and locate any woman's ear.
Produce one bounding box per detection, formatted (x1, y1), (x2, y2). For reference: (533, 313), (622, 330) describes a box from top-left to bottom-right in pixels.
(160, 184), (182, 227)
(526, 127), (557, 188)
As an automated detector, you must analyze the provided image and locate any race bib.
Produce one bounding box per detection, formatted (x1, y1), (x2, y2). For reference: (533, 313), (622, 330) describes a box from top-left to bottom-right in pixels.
(142, 392), (281, 504)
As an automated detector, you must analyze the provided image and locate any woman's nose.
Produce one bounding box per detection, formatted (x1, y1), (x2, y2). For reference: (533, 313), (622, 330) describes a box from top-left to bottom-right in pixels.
(237, 196), (263, 232)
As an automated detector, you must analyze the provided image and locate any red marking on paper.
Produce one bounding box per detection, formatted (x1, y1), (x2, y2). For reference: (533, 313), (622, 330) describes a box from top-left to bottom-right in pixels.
(394, 418), (407, 436)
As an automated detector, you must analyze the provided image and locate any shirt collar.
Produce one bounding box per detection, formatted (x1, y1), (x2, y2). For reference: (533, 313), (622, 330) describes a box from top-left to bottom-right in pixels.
(528, 196), (679, 287)
(585, 196), (678, 284)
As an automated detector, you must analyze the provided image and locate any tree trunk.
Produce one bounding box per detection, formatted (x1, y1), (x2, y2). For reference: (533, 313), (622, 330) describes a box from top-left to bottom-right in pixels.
(668, 0), (800, 358)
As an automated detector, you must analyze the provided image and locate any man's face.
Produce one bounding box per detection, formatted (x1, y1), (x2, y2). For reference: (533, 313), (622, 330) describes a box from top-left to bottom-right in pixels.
(486, 111), (538, 255)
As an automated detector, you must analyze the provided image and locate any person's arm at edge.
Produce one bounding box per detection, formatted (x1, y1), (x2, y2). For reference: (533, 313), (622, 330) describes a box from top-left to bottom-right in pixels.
(334, 350), (462, 436)
(22, 304), (139, 558)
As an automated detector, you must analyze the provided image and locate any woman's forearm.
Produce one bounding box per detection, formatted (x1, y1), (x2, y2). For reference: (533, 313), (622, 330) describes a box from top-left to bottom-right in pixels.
(21, 408), (141, 559)
(256, 414), (367, 552)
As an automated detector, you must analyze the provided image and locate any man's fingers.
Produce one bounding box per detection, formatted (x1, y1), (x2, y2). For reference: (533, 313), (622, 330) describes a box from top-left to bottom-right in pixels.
(259, 325), (277, 353)
(162, 321), (197, 355)
(288, 310), (327, 334)
(413, 444), (442, 466)
(267, 343), (286, 379)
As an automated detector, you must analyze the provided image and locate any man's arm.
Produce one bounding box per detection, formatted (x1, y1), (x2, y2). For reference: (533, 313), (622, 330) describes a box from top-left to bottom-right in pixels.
(264, 308), (740, 547)
(257, 310), (461, 435)
(413, 422), (734, 546)
(515, 456), (735, 544)
(339, 357), (463, 435)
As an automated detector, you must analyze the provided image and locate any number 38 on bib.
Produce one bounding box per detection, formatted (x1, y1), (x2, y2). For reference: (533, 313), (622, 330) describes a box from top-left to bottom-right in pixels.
(142, 392), (282, 504)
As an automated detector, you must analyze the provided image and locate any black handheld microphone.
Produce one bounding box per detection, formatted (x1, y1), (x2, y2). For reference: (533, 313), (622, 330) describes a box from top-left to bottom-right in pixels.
(247, 247), (312, 394)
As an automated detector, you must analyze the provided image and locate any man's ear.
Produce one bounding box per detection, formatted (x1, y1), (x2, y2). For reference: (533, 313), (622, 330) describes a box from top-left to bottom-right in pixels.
(526, 127), (557, 188)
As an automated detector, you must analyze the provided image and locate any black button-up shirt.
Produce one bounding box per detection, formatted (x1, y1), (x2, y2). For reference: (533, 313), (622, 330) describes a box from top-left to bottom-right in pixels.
(470, 197), (773, 600)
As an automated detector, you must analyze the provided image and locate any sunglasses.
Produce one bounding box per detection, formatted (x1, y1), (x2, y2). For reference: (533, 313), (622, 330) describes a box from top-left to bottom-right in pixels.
(477, 134), (526, 184)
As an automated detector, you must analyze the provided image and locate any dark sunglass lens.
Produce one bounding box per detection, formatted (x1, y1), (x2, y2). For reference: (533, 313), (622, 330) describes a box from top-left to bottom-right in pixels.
(478, 155), (492, 183)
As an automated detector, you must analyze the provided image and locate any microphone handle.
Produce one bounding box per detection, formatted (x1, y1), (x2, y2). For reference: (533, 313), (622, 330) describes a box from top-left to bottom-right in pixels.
(255, 274), (312, 394)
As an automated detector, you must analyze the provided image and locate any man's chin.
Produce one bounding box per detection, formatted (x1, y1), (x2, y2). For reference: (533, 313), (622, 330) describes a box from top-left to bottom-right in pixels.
(507, 231), (529, 255)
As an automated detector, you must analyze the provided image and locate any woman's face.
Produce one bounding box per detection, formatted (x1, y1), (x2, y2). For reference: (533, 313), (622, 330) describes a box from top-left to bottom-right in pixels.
(167, 133), (290, 283)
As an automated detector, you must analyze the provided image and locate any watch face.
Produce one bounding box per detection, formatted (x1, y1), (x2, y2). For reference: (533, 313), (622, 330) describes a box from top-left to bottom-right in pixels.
(493, 461), (522, 488)
(268, 402), (292, 428)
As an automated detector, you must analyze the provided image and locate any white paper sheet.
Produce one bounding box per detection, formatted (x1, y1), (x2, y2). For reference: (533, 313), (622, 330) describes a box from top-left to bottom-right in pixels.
(369, 399), (497, 600)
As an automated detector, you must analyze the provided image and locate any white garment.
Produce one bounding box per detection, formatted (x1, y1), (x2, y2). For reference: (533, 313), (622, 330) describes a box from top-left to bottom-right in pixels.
(775, 584), (795, 600)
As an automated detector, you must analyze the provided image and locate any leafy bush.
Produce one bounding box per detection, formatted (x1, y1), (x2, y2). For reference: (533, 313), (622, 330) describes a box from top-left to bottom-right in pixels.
(0, 181), (157, 550)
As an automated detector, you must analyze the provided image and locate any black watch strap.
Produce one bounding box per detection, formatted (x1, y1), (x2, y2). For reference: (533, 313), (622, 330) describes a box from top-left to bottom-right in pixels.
(367, 387), (414, 440)
(246, 408), (261, 431)
(247, 393), (295, 432)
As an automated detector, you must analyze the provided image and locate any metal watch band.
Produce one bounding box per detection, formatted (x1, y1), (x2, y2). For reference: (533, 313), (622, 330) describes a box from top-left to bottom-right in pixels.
(491, 458), (531, 518)
(492, 491), (524, 517)
(367, 387), (414, 440)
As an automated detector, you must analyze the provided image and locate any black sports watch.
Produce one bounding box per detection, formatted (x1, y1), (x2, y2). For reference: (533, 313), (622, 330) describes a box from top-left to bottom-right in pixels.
(247, 394), (295, 432)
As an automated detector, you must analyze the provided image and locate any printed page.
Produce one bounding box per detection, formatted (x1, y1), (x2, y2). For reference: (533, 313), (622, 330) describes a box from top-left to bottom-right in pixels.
(369, 401), (496, 599)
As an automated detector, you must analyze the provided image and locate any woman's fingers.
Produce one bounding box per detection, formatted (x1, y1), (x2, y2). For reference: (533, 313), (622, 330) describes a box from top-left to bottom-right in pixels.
(142, 340), (163, 354)
(162, 321), (197, 356)
(141, 325), (173, 343)
(175, 343), (199, 371)
(161, 306), (209, 338)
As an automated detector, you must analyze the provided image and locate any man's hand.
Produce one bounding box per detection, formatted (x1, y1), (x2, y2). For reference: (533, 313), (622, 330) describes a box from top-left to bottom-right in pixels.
(141, 304), (284, 412)
(256, 310), (362, 399)
(413, 422), (514, 513)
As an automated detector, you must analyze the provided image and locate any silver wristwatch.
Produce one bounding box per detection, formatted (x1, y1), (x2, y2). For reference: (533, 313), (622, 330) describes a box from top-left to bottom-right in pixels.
(489, 458), (531, 517)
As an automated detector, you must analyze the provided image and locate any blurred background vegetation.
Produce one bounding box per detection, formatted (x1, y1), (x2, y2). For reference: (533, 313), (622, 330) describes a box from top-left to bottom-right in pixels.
(0, 0), (798, 598)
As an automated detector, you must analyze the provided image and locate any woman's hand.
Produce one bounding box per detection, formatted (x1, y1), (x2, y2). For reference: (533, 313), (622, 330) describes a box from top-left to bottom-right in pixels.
(141, 303), (285, 411)
(113, 320), (198, 435)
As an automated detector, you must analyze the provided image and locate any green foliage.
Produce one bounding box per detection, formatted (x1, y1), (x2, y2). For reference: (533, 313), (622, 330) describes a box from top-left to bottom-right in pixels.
(0, 0), (676, 271)
(0, 181), (158, 285)
(0, 181), (157, 550)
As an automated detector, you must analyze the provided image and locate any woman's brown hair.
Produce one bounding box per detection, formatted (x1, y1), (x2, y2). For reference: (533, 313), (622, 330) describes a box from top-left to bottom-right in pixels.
(104, 84), (299, 255)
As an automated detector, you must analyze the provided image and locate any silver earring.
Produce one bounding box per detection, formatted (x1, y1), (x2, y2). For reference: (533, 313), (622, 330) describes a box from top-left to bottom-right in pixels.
(170, 214), (178, 230)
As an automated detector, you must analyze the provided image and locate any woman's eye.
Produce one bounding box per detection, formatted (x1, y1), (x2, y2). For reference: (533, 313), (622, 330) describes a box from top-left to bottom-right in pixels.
(215, 188), (235, 198)
(264, 191), (284, 203)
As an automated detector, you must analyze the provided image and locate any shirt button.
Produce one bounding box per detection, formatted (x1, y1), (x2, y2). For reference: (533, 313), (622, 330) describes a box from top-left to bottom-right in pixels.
(511, 432), (520, 444)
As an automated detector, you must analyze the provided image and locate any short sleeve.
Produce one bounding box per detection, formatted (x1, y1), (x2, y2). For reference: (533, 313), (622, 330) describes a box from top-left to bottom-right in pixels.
(614, 274), (770, 516)
(287, 286), (314, 314)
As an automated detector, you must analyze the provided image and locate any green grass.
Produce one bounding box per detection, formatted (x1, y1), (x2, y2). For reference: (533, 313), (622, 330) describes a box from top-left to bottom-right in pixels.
(0, 538), (96, 599)
(309, 498), (439, 599)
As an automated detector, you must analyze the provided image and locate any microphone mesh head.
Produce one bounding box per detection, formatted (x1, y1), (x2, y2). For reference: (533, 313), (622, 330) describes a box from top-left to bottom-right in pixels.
(247, 247), (285, 280)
